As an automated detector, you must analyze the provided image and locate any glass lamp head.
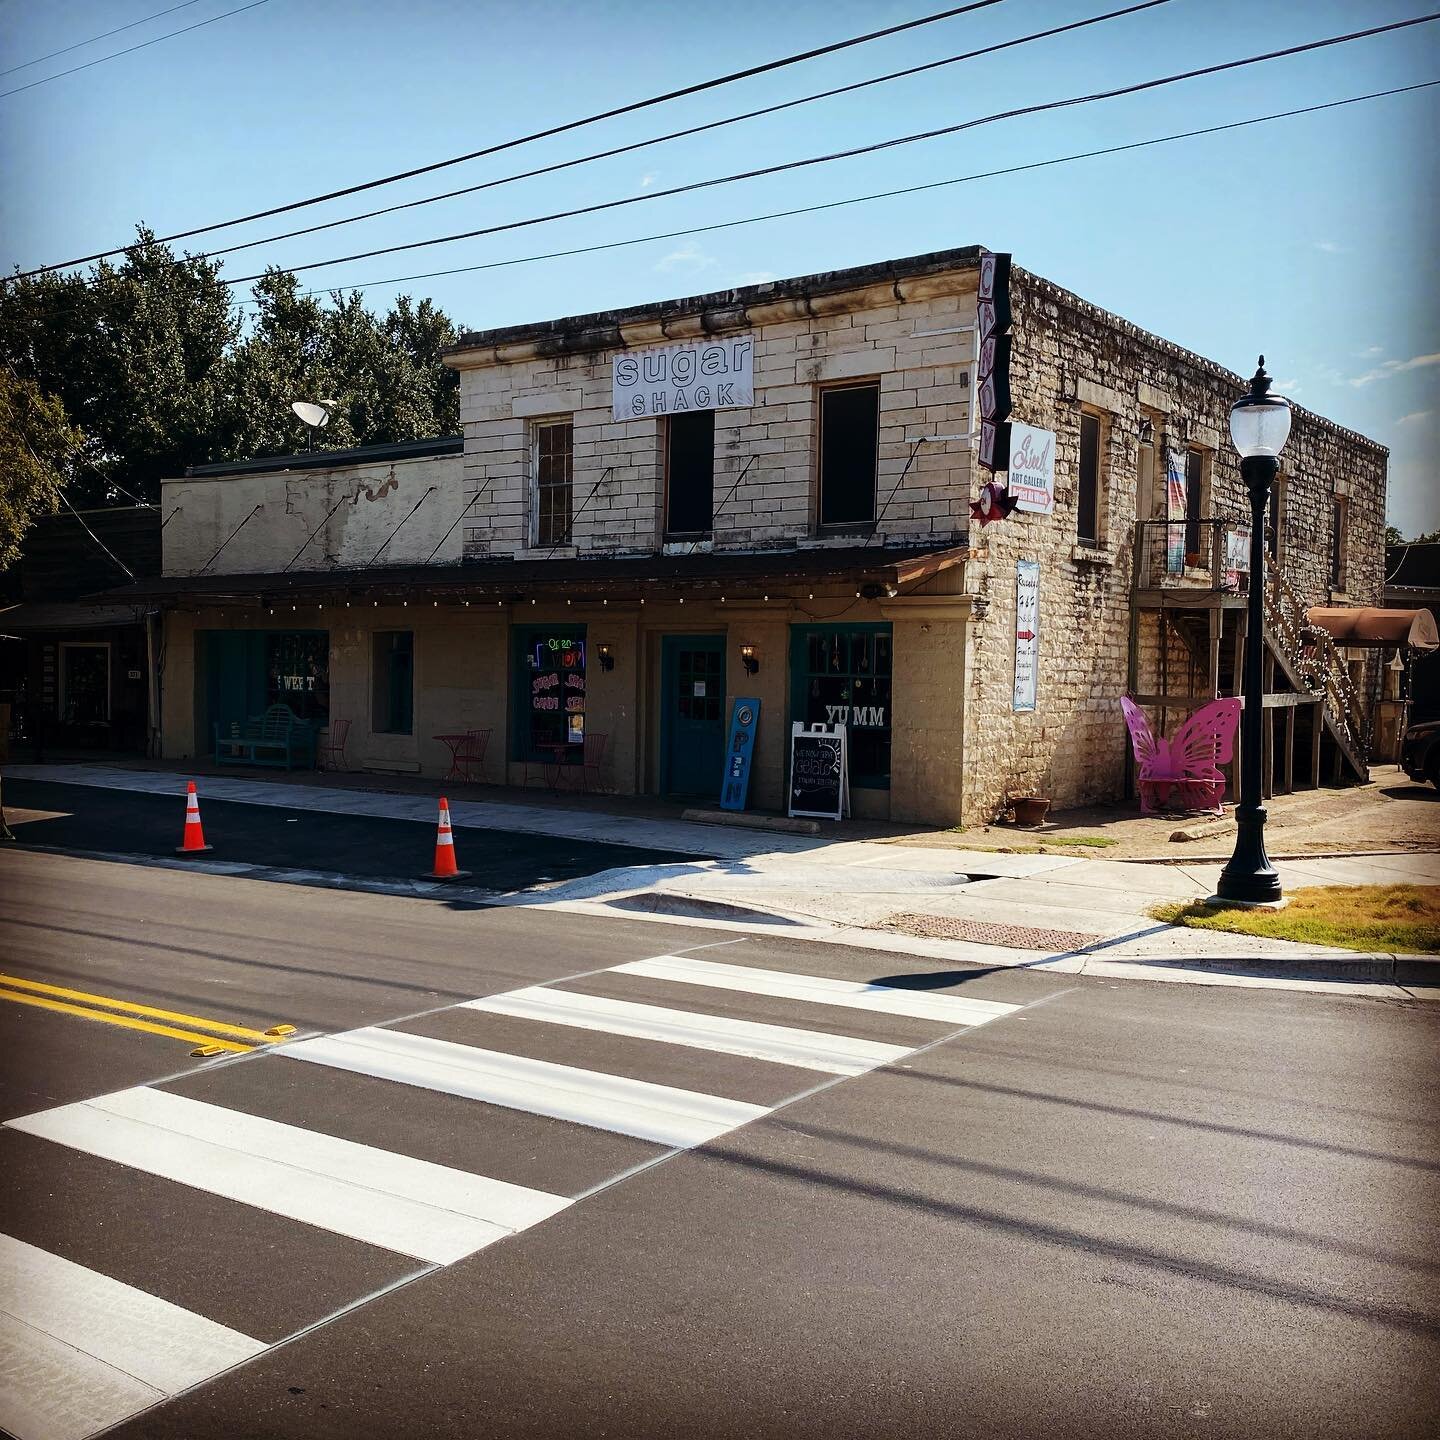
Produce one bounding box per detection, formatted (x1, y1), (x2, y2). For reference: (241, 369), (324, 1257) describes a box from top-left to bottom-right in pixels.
(1229, 355), (1292, 459)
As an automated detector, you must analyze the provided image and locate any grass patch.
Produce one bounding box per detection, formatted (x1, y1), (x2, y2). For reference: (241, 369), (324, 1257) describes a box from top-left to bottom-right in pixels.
(1152, 884), (1440, 954)
(1043, 835), (1119, 848)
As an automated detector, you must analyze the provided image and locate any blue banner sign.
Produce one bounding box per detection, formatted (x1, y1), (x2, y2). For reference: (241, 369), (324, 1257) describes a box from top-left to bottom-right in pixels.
(720, 697), (762, 811)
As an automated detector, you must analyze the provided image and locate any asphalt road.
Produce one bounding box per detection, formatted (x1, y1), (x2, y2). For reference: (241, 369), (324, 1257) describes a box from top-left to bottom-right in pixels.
(1, 843), (1437, 1440)
(2, 776), (693, 893)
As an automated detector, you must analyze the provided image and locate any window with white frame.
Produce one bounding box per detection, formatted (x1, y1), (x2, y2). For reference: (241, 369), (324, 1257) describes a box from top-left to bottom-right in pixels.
(533, 420), (574, 547)
(59, 642), (110, 725)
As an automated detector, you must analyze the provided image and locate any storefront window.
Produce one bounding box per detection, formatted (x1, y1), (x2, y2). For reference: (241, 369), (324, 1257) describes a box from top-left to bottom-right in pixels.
(789, 623), (892, 787)
(59, 643), (110, 725)
(513, 626), (586, 761)
(266, 631), (329, 723)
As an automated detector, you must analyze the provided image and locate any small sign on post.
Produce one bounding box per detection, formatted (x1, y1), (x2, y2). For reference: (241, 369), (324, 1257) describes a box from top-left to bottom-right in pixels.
(720, 697), (761, 812)
(788, 722), (849, 821)
(1014, 560), (1040, 713)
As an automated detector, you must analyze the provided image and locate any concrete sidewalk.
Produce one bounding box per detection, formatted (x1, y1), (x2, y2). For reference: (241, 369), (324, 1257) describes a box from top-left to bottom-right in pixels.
(6, 762), (1436, 996)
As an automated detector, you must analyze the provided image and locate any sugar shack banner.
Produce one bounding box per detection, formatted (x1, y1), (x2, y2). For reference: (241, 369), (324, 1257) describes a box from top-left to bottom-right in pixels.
(613, 338), (753, 421)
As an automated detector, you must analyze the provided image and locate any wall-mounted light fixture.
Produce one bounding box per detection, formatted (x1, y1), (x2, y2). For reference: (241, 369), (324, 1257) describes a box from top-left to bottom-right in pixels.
(741, 644), (759, 676)
(598, 643), (616, 672)
(1138, 418), (1155, 444)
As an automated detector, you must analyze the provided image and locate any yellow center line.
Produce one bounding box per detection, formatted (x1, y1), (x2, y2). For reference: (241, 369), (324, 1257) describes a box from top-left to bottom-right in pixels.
(0, 988), (254, 1052)
(0, 971), (275, 1043)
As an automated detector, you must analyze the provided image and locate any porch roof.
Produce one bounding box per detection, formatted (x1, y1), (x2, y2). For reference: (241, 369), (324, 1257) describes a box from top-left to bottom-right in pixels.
(1306, 606), (1439, 651)
(91, 543), (970, 607)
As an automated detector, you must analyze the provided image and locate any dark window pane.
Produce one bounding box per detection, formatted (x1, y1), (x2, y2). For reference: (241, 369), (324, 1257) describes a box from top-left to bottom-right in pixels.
(372, 631), (413, 734)
(1184, 449), (1204, 561)
(1077, 413), (1100, 543)
(875, 634), (892, 675)
(820, 384), (879, 526)
(268, 632), (329, 723)
(666, 410), (715, 536)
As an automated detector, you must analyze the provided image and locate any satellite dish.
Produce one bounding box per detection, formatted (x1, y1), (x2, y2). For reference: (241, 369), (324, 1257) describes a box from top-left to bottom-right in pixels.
(291, 399), (337, 429)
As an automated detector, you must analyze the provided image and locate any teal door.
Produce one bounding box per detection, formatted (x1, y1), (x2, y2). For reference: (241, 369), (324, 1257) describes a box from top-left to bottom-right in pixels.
(661, 635), (726, 798)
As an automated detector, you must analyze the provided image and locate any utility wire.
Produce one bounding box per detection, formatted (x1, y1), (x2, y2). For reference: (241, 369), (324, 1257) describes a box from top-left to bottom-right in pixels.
(260, 80), (1436, 306)
(0, 0), (270, 100)
(0, 0), (210, 77)
(7, 0), (1011, 277)
(190, 0), (1175, 266)
(217, 12), (1440, 286)
(58, 492), (136, 581)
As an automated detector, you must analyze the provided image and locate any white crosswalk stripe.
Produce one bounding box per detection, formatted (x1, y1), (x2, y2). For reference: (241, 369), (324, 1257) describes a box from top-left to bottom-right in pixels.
(462, 985), (913, 1075)
(1, 948), (1024, 1440)
(9, 1087), (571, 1264)
(612, 953), (1020, 1025)
(282, 1027), (771, 1148)
(0, 1233), (265, 1440)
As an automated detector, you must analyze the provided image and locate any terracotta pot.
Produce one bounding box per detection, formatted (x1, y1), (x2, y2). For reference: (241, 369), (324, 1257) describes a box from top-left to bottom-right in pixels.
(1011, 796), (1051, 827)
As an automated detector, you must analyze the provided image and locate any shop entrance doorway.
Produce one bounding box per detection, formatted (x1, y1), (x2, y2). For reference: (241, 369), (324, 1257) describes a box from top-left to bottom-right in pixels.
(660, 635), (725, 799)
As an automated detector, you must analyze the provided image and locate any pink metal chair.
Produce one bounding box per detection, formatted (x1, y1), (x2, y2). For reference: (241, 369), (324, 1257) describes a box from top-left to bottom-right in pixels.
(316, 718), (351, 771)
(435, 727), (490, 783)
(578, 732), (609, 794)
(1121, 697), (1241, 816)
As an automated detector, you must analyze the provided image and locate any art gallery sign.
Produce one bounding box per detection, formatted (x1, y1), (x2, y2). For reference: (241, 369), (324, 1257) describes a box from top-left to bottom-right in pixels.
(1007, 422), (1055, 514)
(612, 338), (754, 421)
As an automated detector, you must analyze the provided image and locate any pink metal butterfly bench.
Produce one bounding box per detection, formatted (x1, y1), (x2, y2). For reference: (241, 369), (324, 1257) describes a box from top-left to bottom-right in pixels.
(1121, 697), (1241, 816)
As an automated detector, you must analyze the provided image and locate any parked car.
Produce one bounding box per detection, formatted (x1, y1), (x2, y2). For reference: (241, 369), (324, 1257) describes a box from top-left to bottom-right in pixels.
(1400, 719), (1440, 789)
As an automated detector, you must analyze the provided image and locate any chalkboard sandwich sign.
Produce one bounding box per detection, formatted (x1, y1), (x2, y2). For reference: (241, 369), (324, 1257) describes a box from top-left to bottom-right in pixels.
(788, 722), (849, 821)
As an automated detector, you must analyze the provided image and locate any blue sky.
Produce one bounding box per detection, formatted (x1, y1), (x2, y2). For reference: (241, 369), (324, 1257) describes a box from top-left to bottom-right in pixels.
(2, 0), (1436, 532)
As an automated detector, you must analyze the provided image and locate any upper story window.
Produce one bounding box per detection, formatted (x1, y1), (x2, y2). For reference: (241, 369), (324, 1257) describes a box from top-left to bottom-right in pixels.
(1183, 448), (1209, 564)
(1077, 411), (1103, 544)
(665, 410), (715, 538)
(1331, 496), (1348, 590)
(533, 420), (573, 548)
(1268, 473), (1285, 562)
(819, 382), (879, 528)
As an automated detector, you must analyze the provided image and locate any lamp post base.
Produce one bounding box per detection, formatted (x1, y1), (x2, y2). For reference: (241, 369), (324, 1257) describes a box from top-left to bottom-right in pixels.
(1215, 803), (1283, 904)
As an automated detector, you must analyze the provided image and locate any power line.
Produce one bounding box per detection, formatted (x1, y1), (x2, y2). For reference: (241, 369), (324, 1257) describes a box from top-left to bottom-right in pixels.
(7, 0), (1012, 278)
(195, 0), (1173, 268)
(0, 0), (210, 77)
(254, 81), (1435, 307)
(0, 0), (270, 101)
(221, 13), (1440, 287)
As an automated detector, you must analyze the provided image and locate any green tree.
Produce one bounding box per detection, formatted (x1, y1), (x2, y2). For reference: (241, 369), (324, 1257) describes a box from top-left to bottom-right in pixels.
(2, 233), (464, 505)
(0, 229), (237, 505)
(0, 367), (83, 570)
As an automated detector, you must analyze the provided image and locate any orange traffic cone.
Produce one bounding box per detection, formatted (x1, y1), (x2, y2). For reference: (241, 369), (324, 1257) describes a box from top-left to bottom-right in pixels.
(175, 781), (213, 855)
(426, 797), (470, 881)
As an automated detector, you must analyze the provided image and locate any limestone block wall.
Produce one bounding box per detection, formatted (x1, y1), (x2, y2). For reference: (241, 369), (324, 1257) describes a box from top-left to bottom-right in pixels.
(161, 453), (465, 576)
(961, 267), (1388, 822)
(448, 276), (979, 560)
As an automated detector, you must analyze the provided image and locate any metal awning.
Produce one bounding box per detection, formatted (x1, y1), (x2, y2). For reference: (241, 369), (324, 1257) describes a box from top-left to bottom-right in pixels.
(0, 601), (152, 634)
(1305, 606), (1439, 651)
(88, 543), (971, 607)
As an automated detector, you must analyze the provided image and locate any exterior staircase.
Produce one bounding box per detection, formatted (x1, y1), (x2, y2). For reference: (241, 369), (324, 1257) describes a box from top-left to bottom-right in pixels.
(1265, 570), (1368, 782)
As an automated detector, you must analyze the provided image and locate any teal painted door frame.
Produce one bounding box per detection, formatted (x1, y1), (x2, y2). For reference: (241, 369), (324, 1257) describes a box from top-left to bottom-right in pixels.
(660, 634), (726, 799)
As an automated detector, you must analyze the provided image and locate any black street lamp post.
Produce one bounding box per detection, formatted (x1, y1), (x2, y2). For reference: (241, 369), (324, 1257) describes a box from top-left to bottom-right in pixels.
(1217, 356), (1291, 905)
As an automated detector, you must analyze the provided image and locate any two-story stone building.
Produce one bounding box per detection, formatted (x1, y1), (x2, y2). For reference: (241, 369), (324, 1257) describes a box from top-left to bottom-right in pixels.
(116, 246), (1387, 826)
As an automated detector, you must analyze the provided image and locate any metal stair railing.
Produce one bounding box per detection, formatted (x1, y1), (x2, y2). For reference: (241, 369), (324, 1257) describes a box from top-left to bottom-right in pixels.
(1265, 569), (1368, 761)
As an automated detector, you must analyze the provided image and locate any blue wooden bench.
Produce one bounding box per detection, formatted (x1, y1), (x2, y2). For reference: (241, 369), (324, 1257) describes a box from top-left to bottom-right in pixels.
(214, 704), (315, 770)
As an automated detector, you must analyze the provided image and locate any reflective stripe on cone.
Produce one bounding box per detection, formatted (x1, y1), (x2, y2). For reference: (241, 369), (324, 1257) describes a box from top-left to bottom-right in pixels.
(426, 797), (470, 881)
(175, 781), (213, 855)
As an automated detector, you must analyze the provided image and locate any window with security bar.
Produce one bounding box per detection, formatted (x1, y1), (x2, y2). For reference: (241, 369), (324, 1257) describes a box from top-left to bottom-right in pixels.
(533, 420), (574, 547)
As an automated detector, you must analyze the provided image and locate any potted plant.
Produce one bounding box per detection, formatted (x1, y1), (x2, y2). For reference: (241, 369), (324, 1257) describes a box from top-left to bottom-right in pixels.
(1009, 794), (1051, 827)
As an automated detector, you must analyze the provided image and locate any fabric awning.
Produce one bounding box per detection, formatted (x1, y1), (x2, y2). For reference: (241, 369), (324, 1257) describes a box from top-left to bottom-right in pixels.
(1305, 606), (1439, 651)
